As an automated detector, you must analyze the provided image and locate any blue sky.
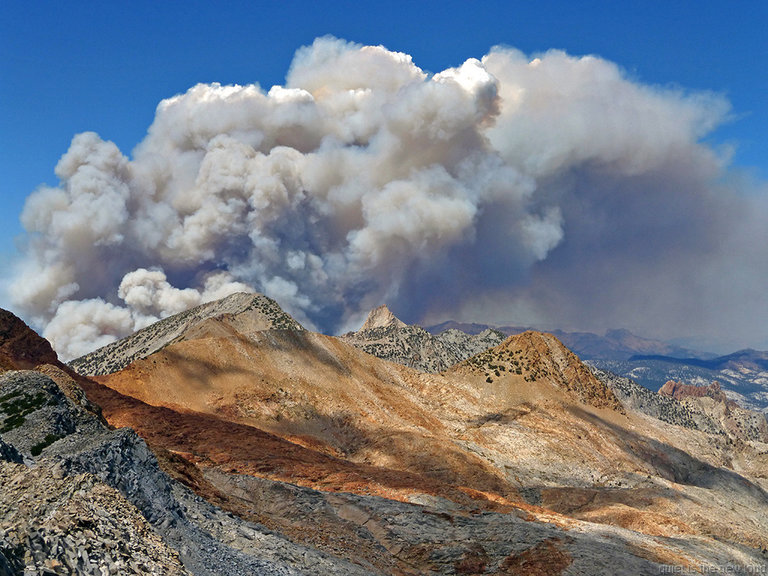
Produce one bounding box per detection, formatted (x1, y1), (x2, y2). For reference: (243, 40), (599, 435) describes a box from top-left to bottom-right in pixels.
(2, 0), (767, 352)
(3, 1), (766, 239)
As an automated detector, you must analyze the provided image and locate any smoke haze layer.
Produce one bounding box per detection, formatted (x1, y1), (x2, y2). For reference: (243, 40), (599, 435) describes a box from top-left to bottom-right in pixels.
(10, 37), (767, 359)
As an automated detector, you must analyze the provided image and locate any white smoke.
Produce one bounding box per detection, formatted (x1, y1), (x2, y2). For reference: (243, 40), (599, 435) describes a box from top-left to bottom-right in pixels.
(12, 36), (766, 358)
(39, 268), (252, 359)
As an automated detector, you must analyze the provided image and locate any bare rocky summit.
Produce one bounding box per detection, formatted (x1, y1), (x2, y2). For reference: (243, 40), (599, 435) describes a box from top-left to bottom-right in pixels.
(70, 292), (302, 376)
(359, 305), (407, 331)
(340, 305), (505, 372)
(459, 331), (624, 412)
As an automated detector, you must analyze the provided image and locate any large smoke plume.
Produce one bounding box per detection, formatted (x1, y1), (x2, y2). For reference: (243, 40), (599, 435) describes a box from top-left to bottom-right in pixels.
(10, 37), (767, 359)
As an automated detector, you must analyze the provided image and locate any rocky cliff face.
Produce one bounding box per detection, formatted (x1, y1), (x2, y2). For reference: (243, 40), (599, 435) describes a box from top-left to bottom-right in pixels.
(340, 305), (505, 372)
(659, 380), (733, 404)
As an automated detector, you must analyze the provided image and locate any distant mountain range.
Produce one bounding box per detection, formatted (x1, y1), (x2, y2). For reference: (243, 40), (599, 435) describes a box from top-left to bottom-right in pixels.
(629, 349), (768, 371)
(426, 321), (707, 361)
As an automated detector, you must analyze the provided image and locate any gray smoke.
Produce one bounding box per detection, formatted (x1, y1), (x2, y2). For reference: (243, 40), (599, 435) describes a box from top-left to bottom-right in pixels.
(10, 37), (766, 359)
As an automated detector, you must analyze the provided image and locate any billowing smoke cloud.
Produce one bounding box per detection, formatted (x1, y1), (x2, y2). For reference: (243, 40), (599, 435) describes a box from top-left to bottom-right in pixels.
(10, 37), (768, 359)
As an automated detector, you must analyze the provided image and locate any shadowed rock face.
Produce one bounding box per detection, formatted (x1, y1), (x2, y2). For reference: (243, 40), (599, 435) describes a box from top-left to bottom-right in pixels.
(0, 309), (59, 371)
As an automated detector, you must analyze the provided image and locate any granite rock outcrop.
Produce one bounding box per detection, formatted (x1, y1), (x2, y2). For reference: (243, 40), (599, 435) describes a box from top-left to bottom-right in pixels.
(340, 305), (505, 372)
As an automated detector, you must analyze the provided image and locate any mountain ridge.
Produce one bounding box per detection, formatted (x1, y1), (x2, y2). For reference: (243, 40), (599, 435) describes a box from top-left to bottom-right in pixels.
(630, 349), (768, 371)
(73, 296), (768, 564)
(5, 297), (768, 573)
(70, 292), (302, 376)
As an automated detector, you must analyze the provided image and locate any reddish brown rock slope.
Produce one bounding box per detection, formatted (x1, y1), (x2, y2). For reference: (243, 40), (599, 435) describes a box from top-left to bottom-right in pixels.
(0, 309), (59, 371)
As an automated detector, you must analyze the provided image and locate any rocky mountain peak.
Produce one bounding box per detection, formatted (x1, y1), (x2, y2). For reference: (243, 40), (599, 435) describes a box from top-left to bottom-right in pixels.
(341, 308), (505, 373)
(70, 292), (303, 376)
(463, 331), (624, 412)
(359, 305), (407, 332)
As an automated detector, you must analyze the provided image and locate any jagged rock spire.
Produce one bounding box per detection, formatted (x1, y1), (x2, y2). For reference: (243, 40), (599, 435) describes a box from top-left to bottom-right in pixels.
(360, 305), (407, 331)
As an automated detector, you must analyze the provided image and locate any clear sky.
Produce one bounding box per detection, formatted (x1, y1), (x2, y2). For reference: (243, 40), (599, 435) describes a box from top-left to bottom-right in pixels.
(1, 0), (767, 355)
